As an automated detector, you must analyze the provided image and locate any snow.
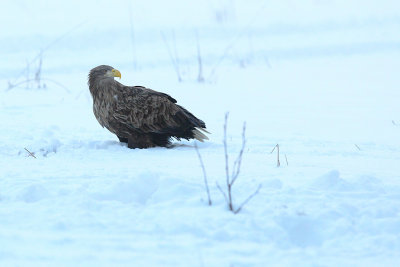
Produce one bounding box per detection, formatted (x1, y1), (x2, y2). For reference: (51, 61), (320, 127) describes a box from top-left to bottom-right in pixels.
(1, 0), (400, 266)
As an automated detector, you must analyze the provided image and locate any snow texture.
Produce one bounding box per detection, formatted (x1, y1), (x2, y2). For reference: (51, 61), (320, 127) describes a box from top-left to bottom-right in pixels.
(1, 0), (400, 266)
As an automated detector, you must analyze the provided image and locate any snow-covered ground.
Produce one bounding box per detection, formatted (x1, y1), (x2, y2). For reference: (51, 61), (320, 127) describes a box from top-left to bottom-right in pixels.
(1, 0), (400, 266)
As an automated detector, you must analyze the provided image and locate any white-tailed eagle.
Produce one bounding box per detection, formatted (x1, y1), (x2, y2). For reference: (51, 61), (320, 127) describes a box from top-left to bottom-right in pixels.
(88, 65), (209, 148)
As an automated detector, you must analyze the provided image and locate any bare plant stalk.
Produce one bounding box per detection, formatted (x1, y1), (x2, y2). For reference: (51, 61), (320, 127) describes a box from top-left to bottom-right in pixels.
(223, 112), (233, 211)
(218, 113), (260, 213)
(161, 31), (182, 82)
(208, 42), (234, 82)
(7, 22), (85, 93)
(216, 182), (228, 204)
(234, 184), (262, 214)
(195, 30), (204, 83)
(194, 142), (212, 205)
(24, 148), (37, 159)
(161, 31), (176, 66)
(172, 31), (181, 81)
(276, 144), (280, 167)
(285, 154), (289, 166)
(270, 144), (280, 167)
(231, 122), (246, 185)
(35, 53), (42, 88)
(9, 21), (86, 89)
(7, 78), (70, 93)
(354, 144), (361, 151)
(207, 3), (267, 81)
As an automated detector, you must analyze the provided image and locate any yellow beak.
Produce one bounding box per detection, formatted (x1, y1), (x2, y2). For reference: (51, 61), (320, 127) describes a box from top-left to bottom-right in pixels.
(111, 69), (121, 79)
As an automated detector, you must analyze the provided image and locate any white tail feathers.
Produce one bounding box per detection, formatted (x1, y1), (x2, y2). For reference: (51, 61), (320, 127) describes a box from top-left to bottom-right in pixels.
(198, 127), (210, 134)
(193, 127), (210, 142)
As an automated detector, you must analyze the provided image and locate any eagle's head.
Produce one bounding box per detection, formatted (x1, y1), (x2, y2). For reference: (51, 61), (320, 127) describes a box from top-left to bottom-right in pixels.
(88, 65), (122, 96)
(88, 65), (121, 87)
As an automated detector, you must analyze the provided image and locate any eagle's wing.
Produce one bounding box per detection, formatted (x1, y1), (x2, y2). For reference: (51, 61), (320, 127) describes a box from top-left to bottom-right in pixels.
(115, 85), (205, 134)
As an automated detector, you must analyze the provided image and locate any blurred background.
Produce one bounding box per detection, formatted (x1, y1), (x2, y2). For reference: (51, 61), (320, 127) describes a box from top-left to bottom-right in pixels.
(2, 0), (400, 89)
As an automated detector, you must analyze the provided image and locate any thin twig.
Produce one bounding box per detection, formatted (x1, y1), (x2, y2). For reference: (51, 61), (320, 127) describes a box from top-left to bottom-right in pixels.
(35, 52), (43, 88)
(276, 144), (280, 167)
(231, 122), (246, 186)
(161, 31), (177, 67)
(234, 184), (262, 214)
(354, 144), (361, 151)
(207, 3), (266, 81)
(220, 113), (255, 213)
(7, 78), (70, 93)
(172, 31), (181, 81)
(223, 113), (230, 184)
(194, 142), (212, 205)
(24, 148), (37, 159)
(216, 182), (228, 204)
(161, 31), (182, 82)
(196, 30), (204, 83)
(271, 144), (280, 167)
(285, 154), (289, 166)
(11, 21), (87, 85)
(223, 112), (232, 210)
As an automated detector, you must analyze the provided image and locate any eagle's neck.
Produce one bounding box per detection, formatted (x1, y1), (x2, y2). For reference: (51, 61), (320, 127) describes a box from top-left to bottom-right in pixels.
(88, 77), (114, 98)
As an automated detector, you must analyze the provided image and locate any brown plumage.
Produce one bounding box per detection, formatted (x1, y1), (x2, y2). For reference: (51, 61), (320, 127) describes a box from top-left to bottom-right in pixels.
(88, 65), (209, 148)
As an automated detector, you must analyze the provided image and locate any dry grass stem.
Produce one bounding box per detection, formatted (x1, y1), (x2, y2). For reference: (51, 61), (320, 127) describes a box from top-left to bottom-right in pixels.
(161, 31), (182, 82)
(219, 112), (260, 213)
(270, 144), (280, 167)
(24, 148), (37, 159)
(196, 30), (205, 83)
(234, 184), (262, 214)
(194, 142), (212, 205)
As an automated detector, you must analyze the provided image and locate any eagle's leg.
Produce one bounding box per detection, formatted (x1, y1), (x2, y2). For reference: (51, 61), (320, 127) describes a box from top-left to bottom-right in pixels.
(117, 136), (128, 144)
(127, 134), (156, 149)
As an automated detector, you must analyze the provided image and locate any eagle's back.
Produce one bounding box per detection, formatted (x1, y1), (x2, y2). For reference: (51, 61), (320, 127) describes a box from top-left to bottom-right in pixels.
(90, 76), (207, 143)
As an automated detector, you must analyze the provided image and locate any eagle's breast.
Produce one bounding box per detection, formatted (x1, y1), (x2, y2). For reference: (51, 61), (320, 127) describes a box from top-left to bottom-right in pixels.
(92, 82), (119, 132)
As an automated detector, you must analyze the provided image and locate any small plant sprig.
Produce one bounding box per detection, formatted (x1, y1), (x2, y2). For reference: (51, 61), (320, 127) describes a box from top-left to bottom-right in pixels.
(195, 113), (261, 214)
(219, 113), (261, 213)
